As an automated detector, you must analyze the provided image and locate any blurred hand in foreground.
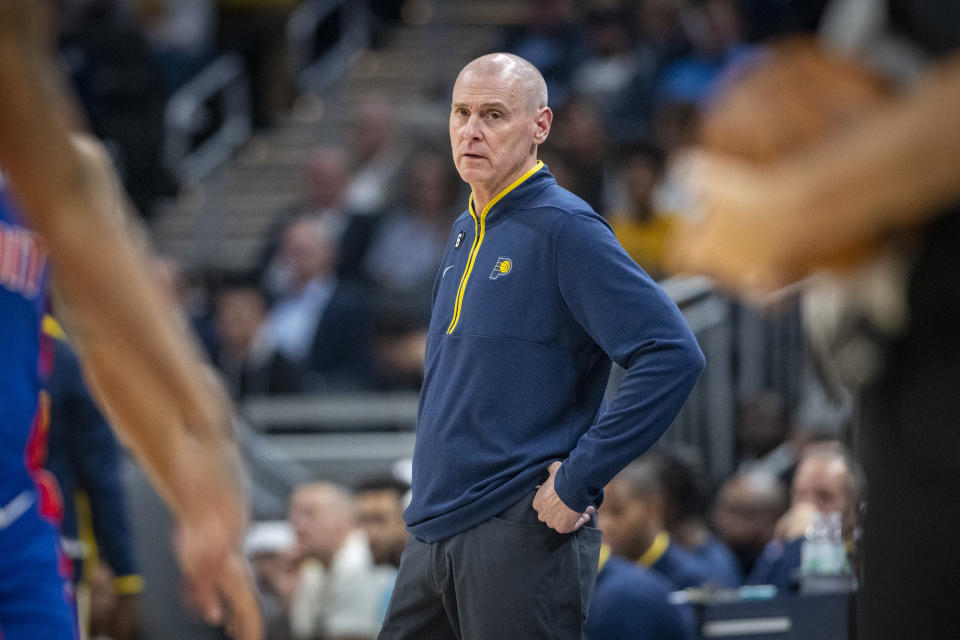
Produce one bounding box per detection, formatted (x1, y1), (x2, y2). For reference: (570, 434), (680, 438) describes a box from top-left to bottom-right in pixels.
(665, 151), (812, 294)
(176, 482), (263, 640)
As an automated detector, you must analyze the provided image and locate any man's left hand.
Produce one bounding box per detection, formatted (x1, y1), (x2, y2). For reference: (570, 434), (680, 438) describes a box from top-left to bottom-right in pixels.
(532, 461), (595, 534)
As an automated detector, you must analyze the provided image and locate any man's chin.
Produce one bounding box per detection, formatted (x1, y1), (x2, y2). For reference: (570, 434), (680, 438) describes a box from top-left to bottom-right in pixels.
(456, 165), (489, 185)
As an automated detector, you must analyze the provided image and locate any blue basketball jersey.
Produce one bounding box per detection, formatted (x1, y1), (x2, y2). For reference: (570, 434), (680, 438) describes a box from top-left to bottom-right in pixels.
(0, 176), (76, 639)
(0, 177), (52, 501)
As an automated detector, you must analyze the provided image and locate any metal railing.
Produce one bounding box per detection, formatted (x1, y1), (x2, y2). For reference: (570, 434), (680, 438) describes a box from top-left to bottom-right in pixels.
(659, 277), (738, 483)
(236, 417), (313, 519)
(244, 391), (419, 431)
(287, 0), (371, 95)
(163, 53), (252, 184)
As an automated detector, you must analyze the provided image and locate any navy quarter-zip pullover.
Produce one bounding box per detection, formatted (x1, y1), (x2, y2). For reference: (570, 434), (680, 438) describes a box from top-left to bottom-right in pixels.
(405, 162), (705, 542)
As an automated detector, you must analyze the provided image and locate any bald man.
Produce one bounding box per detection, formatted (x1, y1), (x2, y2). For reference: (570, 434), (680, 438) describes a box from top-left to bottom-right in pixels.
(379, 53), (704, 639)
(746, 449), (864, 592)
(288, 483), (392, 640)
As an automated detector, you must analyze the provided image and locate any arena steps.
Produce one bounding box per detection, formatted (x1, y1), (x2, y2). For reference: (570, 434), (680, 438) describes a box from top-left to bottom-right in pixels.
(150, 1), (520, 272)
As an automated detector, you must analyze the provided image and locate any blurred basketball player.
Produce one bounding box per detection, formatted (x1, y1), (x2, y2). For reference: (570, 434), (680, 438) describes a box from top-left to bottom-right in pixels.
(0, 2), (260, 638)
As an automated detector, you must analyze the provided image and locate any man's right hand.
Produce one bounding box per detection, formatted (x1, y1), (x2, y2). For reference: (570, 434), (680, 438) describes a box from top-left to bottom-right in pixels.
(532, 461), (596, 534)
(176, 509), (263, 640)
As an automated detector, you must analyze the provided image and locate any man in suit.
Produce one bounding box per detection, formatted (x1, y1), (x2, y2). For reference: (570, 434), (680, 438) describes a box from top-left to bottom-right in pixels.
(262, 216), (371, 390)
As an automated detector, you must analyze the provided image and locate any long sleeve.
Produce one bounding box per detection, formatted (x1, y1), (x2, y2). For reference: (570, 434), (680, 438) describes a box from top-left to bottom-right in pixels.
(552, 213), (705, 511)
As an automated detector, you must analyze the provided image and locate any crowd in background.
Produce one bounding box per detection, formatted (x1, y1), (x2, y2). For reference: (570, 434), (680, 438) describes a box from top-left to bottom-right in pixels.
(46, 0), (880, 638)
(53, 0), (829, 400)
(171, 0), (790, 401)
(226, 433), (862, 639)
(59, 397), (862, 639)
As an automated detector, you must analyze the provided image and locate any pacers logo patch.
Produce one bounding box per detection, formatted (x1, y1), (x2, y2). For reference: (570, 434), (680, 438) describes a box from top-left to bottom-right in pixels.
(489, 257), (513, 280)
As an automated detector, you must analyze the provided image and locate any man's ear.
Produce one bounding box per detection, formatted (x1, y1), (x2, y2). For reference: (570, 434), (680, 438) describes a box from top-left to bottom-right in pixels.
(534, 107), (553, 145)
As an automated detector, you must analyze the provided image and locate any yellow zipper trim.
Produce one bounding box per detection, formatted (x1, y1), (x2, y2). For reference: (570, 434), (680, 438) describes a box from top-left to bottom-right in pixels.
(446, 160), (543, 334)
(446, 203), (481, 334)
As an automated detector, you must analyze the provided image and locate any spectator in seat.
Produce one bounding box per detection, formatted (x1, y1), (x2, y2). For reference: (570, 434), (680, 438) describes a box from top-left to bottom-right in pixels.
(570, 8), (640, 113)
(655, 0), (752, 107)
(601, 457), (710, 589)
(547, 97), (613, 213)
(138, 0), (216, 94)
(343, 93), (408, 217)
(259, 147), (356, 296)
(287, 483), (394, 640)
(736, 389), (791, 466)
(657, 449), (743, 587)
(585, 545), (695, 640)
(606, 142), (676, 280)
(361, 147), (462, 322)
(212, 277), (302, 399)
(501, 0), (587, 109)
(245, 520), (299, 640)
(712, 470), (789, 577)
(746, 447), (864, 592)
(354, 475), (410, 570)
(262, 216), (371, 391)
(607, 0), (690, 143)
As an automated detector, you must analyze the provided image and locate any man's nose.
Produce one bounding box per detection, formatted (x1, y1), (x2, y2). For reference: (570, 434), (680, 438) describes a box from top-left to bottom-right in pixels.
(463, 113), (482, 139)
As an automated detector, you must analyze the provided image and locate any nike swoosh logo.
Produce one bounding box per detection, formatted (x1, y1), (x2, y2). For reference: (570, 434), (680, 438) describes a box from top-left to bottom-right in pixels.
(442, 265), (455, 278)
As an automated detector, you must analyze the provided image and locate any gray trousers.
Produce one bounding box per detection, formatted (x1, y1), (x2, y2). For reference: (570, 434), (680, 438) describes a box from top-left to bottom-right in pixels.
(379, 491), (602, 640)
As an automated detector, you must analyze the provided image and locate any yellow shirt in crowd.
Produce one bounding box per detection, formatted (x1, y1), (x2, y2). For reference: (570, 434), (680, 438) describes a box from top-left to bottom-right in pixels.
(608, 211), (677, 281)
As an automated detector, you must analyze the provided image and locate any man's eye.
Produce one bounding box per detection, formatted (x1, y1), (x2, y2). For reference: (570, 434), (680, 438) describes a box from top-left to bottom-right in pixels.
(489, 112), (502, 120)
(456, 108), (469, 117)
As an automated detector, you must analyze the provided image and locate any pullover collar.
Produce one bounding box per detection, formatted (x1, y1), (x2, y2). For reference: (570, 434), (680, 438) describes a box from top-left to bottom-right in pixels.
(467, 161), (555, 226)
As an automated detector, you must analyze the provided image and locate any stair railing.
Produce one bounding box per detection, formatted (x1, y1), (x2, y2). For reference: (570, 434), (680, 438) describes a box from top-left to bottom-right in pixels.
(287, 0), (371, 95)
(163, 52), (252, 184)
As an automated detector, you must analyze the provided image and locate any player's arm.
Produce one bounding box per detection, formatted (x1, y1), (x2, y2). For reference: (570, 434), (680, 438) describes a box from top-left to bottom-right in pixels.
(60, 141), (259, 635)
(0, 16), (233, 550)
(0, 7), (260, 639)
(670, 51), (960, 290)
